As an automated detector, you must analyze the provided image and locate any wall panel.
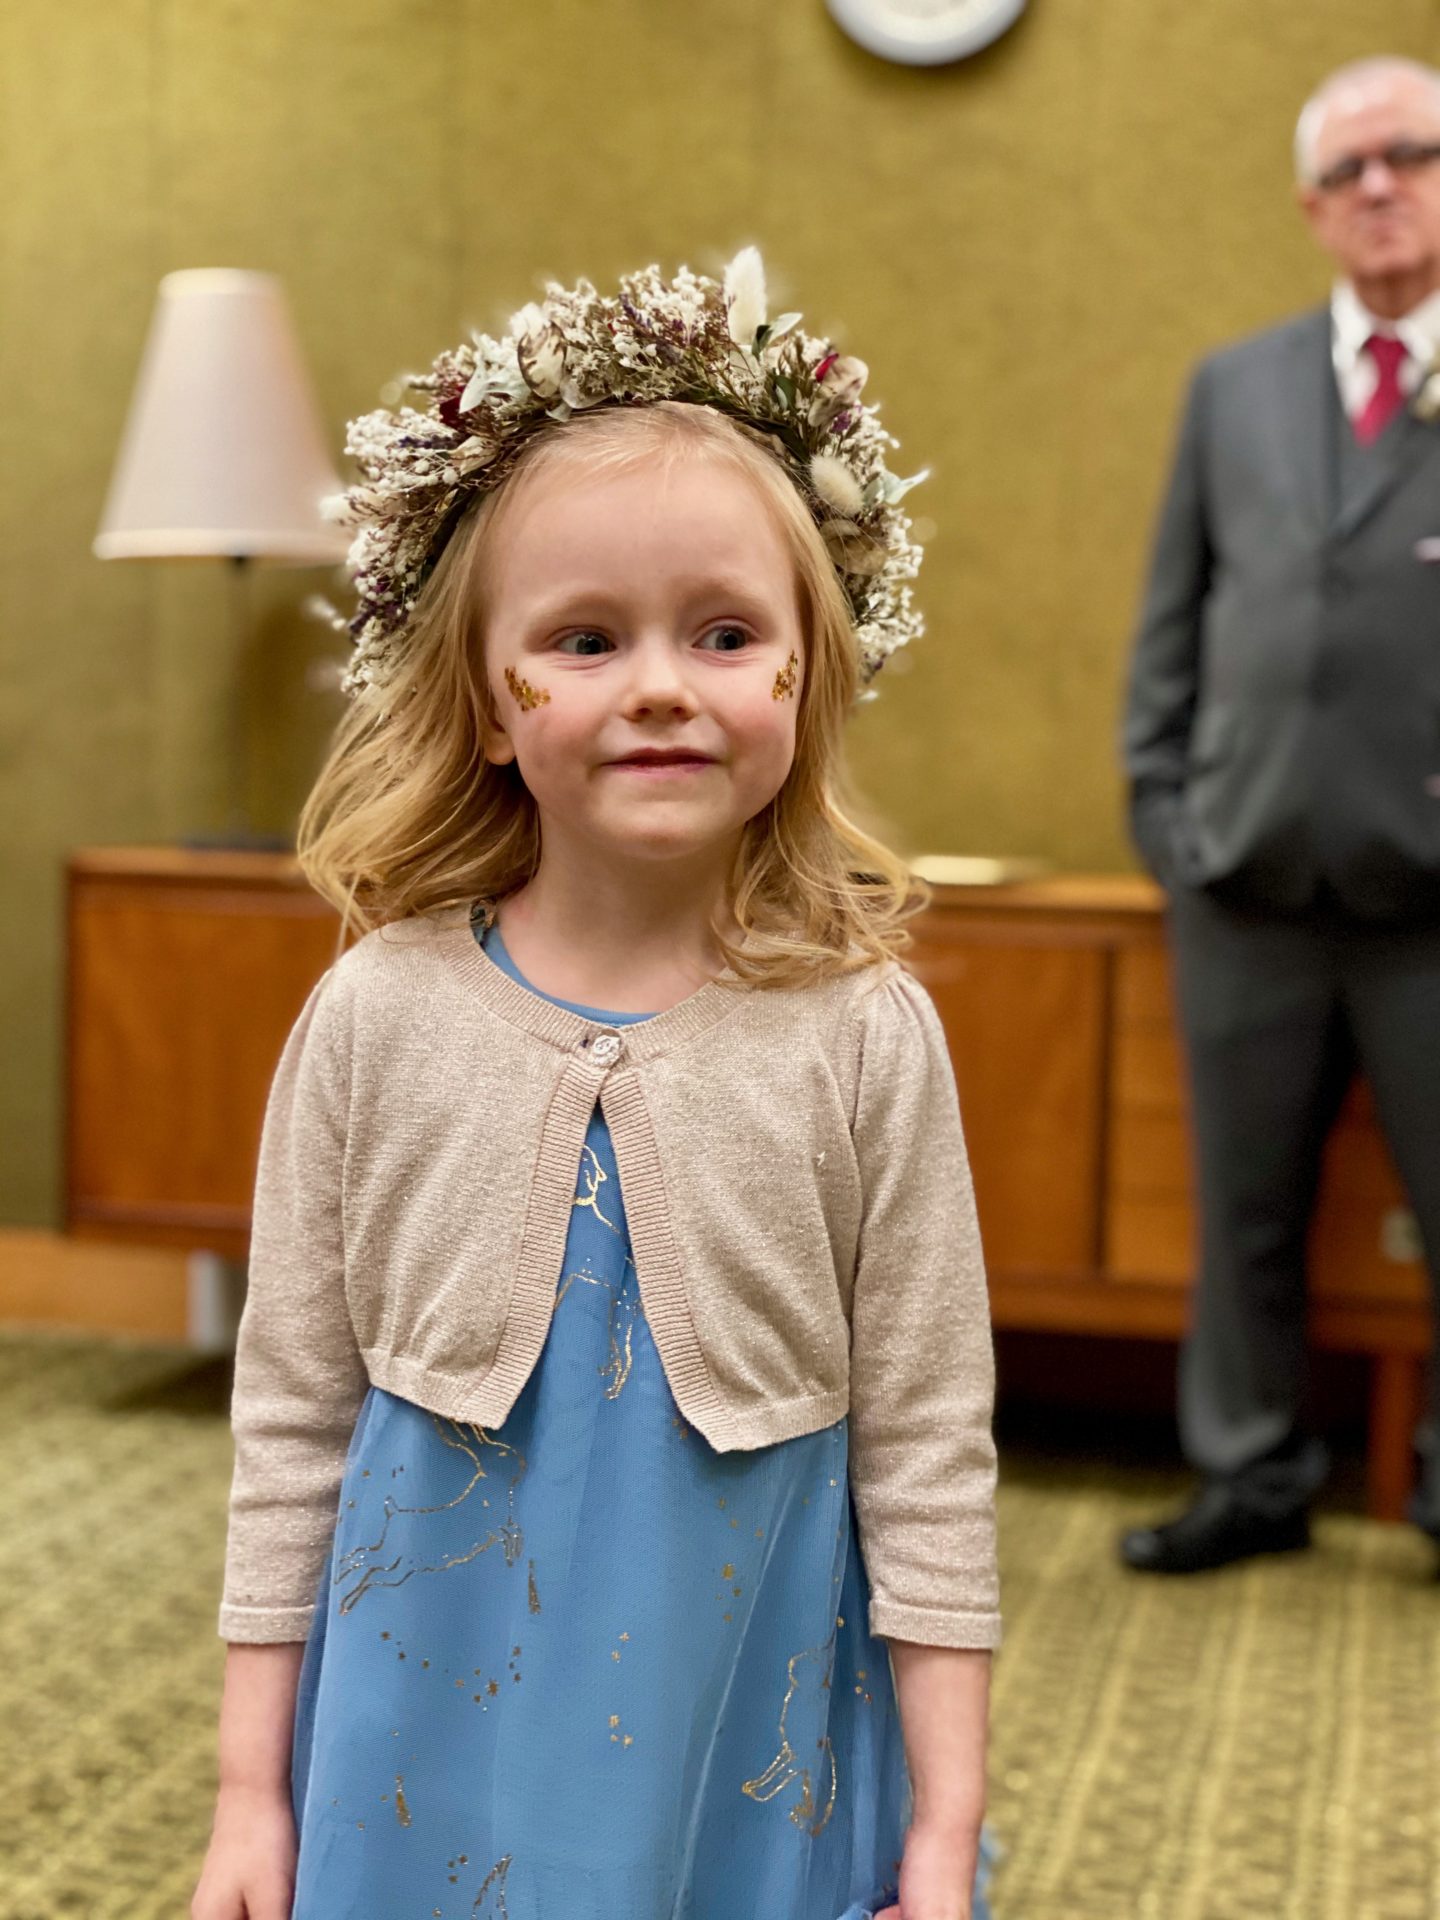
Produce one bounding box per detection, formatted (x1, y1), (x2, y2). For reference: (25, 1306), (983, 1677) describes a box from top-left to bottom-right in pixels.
(3, 0), (1433, 1221)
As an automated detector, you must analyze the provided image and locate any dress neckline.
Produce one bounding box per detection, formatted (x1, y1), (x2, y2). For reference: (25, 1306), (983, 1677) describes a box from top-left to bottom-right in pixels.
(426, 911), (746, 1063)
(476, 920), (657, 1027)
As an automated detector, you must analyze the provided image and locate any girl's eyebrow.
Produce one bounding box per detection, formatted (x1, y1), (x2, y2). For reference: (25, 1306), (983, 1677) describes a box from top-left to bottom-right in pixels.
(523, 579), (773, 628)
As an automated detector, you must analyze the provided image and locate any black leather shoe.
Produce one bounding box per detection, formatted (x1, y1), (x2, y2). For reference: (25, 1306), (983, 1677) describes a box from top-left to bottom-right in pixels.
(1119, 1482), (1311, 1574)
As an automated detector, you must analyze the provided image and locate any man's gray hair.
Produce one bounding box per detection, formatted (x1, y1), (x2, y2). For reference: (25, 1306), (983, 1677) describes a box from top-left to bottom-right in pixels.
(1294, 56), (1440, 183)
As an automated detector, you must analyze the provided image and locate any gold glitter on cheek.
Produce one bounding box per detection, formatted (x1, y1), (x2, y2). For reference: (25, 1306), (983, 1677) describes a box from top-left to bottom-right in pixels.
(772, 650), (799, 701)
(528, 1560), (542, 1614)
(505, 664), (550, 710)
(395, 1776), (412, 1827)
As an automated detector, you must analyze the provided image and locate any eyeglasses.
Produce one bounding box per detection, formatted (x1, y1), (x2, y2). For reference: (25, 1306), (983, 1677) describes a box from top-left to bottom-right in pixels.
(1315, 139), (1440, 194)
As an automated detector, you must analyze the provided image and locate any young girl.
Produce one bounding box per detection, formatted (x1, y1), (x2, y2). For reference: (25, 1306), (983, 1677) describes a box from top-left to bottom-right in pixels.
(192, 251), (999, 1920)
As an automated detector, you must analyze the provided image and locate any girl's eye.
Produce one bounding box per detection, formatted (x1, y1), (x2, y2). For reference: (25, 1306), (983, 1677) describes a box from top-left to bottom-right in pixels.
(697, 625), (751, 653)
(555, 631), (613, 656)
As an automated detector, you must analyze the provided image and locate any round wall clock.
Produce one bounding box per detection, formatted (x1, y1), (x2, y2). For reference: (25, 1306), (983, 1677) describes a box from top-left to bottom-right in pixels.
(826, 0), (1027, 66)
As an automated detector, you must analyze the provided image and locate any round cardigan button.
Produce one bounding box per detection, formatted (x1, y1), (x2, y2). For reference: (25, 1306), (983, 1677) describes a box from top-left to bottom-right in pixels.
(590, 1031), (623, 1066)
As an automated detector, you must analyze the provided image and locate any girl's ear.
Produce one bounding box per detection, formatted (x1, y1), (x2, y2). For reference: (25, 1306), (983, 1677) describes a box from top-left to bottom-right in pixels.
(483, 712), (517, 767)
(485, 706), (518, 764)
(480, 674), (517, 766)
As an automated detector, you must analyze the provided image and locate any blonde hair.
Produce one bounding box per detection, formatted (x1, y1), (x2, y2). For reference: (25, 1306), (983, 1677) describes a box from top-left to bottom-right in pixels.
(298, 401), (927, 987)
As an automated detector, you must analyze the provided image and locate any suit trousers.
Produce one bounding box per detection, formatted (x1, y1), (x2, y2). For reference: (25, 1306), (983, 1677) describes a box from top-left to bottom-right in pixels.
(1167, 882), (1440, 1530)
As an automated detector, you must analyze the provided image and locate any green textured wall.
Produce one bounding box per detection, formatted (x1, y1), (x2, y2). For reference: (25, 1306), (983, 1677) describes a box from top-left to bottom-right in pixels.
(3, 0), (1434, 1226)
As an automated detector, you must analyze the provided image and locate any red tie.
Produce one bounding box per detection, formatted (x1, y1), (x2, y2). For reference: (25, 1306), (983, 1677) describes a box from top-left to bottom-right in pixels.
(1354, 332), (1408, 444)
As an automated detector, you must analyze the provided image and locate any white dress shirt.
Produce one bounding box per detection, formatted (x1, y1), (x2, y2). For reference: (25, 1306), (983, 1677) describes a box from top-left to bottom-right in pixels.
(1330, 279), (1440, 419)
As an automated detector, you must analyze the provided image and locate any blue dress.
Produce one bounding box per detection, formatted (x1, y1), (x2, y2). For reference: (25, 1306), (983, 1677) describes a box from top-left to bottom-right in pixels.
(290, 924), (991, 1920)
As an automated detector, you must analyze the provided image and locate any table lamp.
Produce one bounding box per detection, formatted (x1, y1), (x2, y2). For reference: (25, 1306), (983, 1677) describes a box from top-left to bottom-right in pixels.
(94, 268), (351, 845)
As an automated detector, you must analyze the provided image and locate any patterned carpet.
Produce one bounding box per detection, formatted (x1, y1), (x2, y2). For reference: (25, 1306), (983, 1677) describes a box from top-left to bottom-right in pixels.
(2, 1328), (1437, 1920)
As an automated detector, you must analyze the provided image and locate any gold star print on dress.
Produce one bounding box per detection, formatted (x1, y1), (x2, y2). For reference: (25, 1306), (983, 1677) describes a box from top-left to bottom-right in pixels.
(741, 1638), (839, 1837)
(332, 1418), (527, 1613)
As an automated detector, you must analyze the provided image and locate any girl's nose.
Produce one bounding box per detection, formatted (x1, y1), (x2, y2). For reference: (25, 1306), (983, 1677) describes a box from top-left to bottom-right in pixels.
(621, 638), (698, 718)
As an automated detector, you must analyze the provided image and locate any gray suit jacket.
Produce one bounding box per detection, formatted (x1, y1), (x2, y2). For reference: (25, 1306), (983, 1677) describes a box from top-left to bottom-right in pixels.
(1123, 306), (1440, 921)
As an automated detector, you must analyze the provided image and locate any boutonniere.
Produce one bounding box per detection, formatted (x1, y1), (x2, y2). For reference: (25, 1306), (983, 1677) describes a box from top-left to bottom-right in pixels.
(1414, 358), (1440, 422)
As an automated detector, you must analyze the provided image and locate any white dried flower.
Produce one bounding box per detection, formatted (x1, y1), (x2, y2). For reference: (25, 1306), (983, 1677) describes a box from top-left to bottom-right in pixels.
(724, 246), (767, 348)
(821, 519), (887, 578)
(303, 595), (351, 634)
(809, 454), (864, 518)
(510, 302), (568, 399)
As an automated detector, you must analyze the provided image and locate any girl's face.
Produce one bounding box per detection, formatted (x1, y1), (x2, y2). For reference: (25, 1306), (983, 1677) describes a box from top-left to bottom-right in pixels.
(481, 453), (807, 870)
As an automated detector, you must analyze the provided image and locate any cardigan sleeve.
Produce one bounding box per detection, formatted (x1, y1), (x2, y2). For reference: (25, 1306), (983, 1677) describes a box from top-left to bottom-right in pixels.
(846, 966), (1001, 1649)
(218, 968), (370, 1643)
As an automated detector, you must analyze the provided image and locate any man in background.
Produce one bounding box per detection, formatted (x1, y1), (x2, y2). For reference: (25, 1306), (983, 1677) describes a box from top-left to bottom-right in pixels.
(1121, 56), (1440, 1573)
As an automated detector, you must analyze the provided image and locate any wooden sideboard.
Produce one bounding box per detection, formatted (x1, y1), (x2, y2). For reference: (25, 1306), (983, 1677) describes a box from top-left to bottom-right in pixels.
(66, 850), (1431, 1517)
(66, 849), (338, 1258)
(904, 875), (1429, 1520)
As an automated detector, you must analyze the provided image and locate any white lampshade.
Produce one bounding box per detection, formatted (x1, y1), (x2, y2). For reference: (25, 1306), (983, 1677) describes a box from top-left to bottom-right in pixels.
(94, 269), (351, 564)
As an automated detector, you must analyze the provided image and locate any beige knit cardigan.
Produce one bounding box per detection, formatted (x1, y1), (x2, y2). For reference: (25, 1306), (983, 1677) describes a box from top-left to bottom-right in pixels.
(220, 914), (1000, 1650)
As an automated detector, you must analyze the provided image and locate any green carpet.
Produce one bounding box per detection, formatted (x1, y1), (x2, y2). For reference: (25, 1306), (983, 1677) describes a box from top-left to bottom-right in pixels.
(1, 1329), (1436, 1919)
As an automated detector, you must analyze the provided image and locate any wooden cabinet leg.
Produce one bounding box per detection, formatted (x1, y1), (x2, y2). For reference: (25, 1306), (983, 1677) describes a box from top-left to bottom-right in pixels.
(1368, 1352), (1424, 1522)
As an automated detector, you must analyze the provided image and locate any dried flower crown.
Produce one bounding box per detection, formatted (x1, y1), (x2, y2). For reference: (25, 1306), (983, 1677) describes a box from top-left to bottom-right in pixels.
(315, 248), (928, 699)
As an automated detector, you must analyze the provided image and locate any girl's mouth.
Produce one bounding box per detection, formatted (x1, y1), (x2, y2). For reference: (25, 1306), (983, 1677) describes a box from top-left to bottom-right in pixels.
(607, 751), (717, 773)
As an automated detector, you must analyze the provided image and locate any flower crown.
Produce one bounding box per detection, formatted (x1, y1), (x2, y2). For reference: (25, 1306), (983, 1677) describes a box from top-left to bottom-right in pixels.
(316, 247), (928, 699)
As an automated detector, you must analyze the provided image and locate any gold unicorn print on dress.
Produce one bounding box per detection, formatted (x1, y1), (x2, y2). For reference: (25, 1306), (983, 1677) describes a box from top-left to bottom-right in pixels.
(572, 1142), (619, 1232)
(771, 650), (799, 701)
(332, 1419), (527, 1614)
(469, 1854), (513, 1916)
(554, 1258), (641, 1397)
(602, 1272), (641, 1396)
(741, 1638), (839, 1836)
(504, 665), (550, 710)
(558, 1149), (646, 1396)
